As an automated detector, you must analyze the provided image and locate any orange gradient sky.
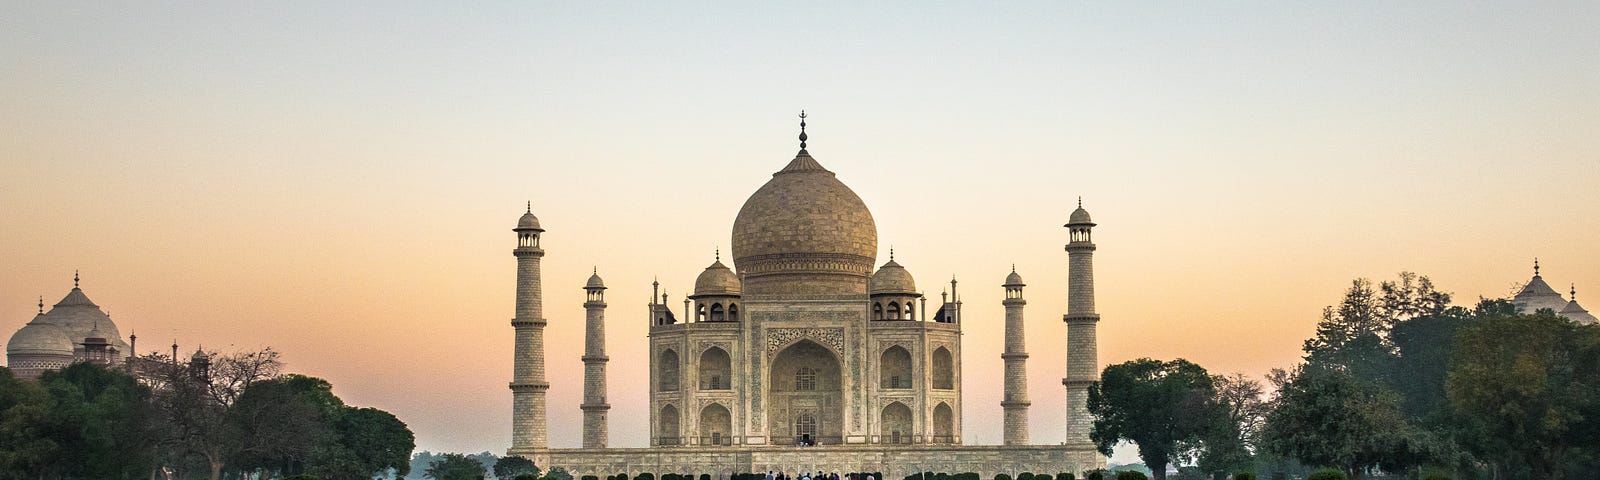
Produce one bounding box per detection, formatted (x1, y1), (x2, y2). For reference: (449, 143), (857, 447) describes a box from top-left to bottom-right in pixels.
(2, 2), (1597, 458)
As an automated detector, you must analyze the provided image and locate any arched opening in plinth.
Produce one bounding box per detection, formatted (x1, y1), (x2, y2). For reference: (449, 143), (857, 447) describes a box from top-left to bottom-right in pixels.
(881, 401), (913, 444)
(767, 339), (842, 446)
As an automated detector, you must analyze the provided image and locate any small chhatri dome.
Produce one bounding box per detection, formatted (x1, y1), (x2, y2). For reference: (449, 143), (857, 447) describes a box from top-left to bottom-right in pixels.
(1067, 197), (1093, 226)
(191, 347), (209, 361)
(517, 202), (542, 231)
(586, 268), (607, 289)
(694, 257), (741, 296)
(871, 257), (917, 295)
(1004, 267), (1025, 287)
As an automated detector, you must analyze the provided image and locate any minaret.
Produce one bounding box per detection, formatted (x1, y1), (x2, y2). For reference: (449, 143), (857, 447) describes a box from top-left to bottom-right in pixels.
(1001, 266), (1030, 445)
(1062, 198), (1099, 447)
(510, 203), (550, 455)
(581, 269), (611, 448)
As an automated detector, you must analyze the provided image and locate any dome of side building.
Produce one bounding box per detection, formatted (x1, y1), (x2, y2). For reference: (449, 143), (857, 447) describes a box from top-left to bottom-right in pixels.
(694, 260), (741, 296)
(870, 259), (917, 295)
(6, 313), (76, 379)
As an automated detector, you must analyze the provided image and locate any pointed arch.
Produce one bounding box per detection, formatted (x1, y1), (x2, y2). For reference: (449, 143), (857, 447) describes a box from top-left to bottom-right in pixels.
(699, 346), (731, 390)
(933, 402), (954, 443)
(658, 349), (680, 392)
(880, 345), (912, 389)
(699, 403), (732, 446)
(931, 346), (953, 390)
(710, 302), (726, 322)
(659, 404), (681, 445)
(881, 401), (913, 444)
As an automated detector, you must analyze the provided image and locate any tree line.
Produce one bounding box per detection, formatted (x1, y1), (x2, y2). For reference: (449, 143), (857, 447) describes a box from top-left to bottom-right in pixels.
(1087, 272), (1600, 480)
(0, 347), (414, 480)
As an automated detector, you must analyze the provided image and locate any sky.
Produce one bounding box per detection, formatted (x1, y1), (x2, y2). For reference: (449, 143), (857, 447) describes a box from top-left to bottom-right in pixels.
(2, 1), (1597, 461)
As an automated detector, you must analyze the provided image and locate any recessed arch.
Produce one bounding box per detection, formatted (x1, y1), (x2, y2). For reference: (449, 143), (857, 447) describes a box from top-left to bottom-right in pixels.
(881, 401), (913, 444)
(767, 339), (842, 445)
(931, 346), (953, 390)
(699, 346), (731, 390)
(699, 403), (731, 446)
(659, 404), (680, 446)
(933, 402), (954, 443)
(710, 302), (726, 322)
(880, 345), (912, 389)
(658, 349), (680, 392)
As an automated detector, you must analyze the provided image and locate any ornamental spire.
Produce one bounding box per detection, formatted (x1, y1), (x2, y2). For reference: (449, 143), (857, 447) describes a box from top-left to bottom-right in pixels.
(1573, 283), (1578, 301)
(74, 270), (80, 288)
(798, 110), (808, 152)
(38, 296), (43, 314)
(1535, 258), (1541, 276)
(526, 201), (532, 214)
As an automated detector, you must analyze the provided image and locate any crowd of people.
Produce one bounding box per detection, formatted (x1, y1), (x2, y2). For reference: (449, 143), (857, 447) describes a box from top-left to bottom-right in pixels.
(764, 471), (874, 480)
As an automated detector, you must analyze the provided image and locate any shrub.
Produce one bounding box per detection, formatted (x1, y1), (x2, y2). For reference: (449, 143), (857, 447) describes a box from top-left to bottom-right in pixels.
(996, 474), (1013, 480)
(1056, 474), (1074, 480)
(957, 473), (981, 480)
(664, 474), (682, 480)
(285, 476), (319, 480)
(584, 476), (600, 480)
(514, 475), (538, 480)
(1114, 472), (1147, 480)
(1422, 475), (1450, 480)
(1083, 470), (1106, 480)
(1232, 473), (1255, 480)
(702, 474), (713, 480)
(1019, 474), (1034, 480)
(638, 474), (655, 480)
(1307, 470), (1346, 480)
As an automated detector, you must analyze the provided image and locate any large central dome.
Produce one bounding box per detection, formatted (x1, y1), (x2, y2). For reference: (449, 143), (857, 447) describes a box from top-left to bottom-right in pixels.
(731, 150), (877, 295)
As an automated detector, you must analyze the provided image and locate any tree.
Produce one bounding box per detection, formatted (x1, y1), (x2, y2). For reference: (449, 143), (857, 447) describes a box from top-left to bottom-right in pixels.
(494, 455), (539, 479)
(320, 407), (415, 479)
(225, 374), (339, 476)
(1446, 309), (1600, 480)
(1198, 373), (1267, 479)
(1260, 366), (1436, 479)
(147, 347), (284, 480)
(425, 452), (486, 480)
(0, 366), (56, 479)
(1088, 358), (1221, 480)
(1302, 273), (1450, 387)
(32, 362), (157, 480)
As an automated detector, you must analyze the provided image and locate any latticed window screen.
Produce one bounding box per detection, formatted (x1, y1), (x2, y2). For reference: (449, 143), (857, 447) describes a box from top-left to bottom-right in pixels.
(795, 413), (817, 437)
(795, 367), (817, 390)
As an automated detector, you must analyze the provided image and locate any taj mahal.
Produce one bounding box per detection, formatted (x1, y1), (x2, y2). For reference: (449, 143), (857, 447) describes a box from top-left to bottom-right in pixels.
(502, 115), (1107, 477)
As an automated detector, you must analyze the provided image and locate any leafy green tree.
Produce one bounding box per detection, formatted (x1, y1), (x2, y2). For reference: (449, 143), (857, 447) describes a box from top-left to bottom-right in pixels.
(34, 362), (156, 479)
(0, 366), (56, 479)
(1303, 273), (1449, 388)
(1446, 310), (1600, 480)
(1088, 358), (1221, 480)
(1261, 366), (1436, 478)
(227, 374), (338, 475)
(312, 407), (415, 480)
(425, 452), (486, 480)
(494, 455), (539, 479)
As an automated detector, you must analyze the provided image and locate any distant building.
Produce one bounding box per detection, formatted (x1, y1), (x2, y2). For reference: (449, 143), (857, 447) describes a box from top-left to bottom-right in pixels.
(1511, 260), (1596, 325)
(5, 273), (134, 379)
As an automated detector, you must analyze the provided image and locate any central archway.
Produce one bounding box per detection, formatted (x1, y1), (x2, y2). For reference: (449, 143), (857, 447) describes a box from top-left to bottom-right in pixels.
(767, 339), (843, 445)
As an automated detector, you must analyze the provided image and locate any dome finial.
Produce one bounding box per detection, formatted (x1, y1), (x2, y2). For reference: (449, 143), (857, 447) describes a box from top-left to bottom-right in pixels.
(889, 246), (894, 262)
(74, 270), (80, 288)
(38, 295), (44, 314)
(715, 247), (720, 262)
(798, 110), (808, 152)
(1534, 258), (1541, 276)
(526, 201), (531, 214)
(1572, 283), (1578, 301)
(1078, 196), (1082, 208)
(1011, 263), (1016, 273)
(593, 266), (598, 275)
